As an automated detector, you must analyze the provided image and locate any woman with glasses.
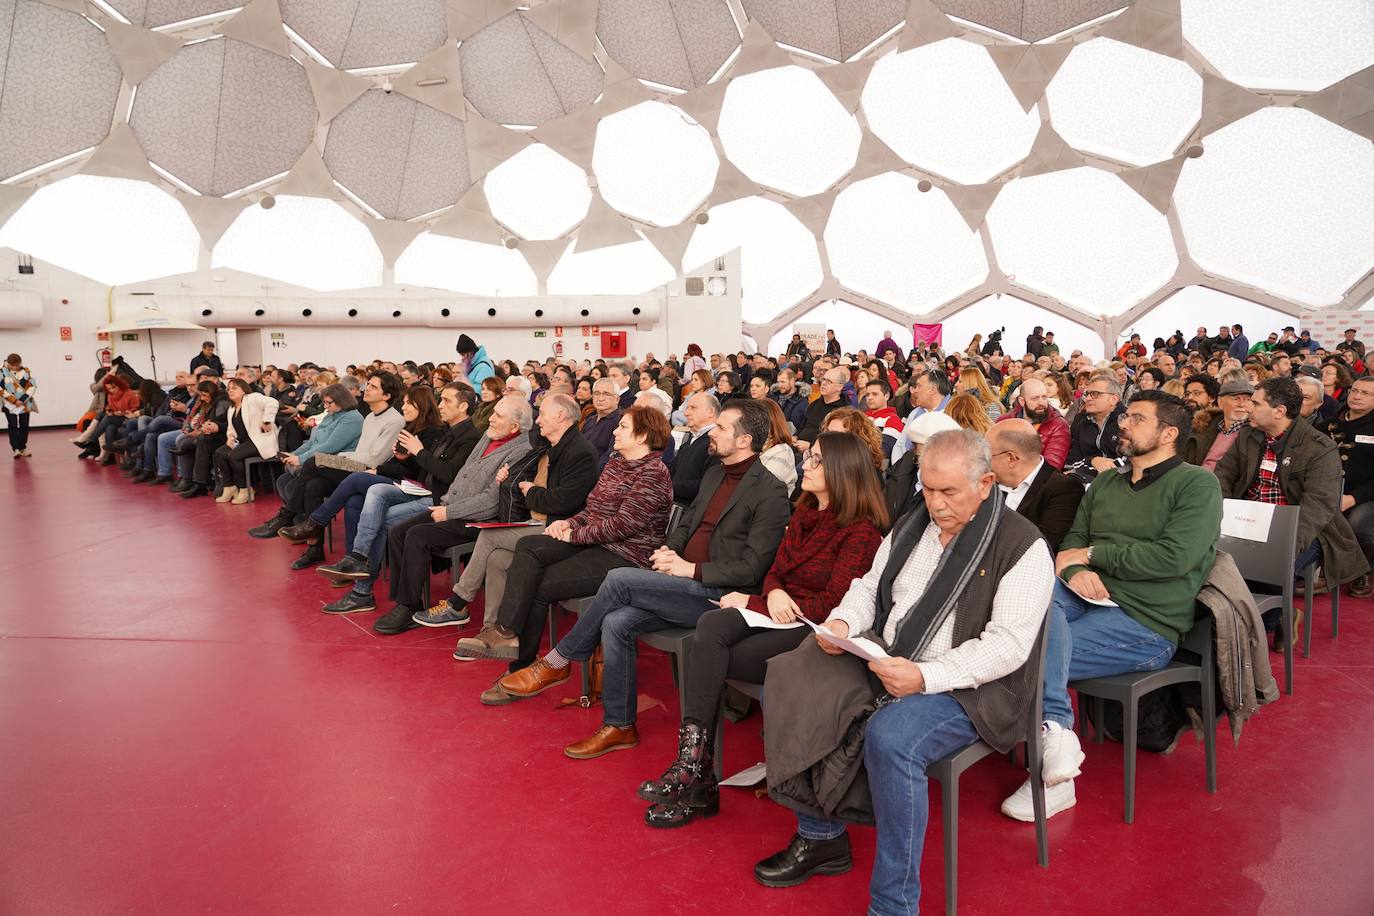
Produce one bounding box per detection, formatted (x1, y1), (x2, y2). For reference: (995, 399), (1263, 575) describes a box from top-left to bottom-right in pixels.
(638, 432), (887, 828)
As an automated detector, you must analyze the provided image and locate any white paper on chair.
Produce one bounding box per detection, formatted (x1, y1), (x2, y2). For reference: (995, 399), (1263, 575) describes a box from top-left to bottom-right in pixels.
(736, 608), (806, 630)
(720, 761), (767, 787)
(1221, 498), (1275, 543)
(799, 618), (892, 662)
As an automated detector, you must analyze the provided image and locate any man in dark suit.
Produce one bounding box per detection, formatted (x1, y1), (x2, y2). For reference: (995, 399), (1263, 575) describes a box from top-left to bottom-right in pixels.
(988, 419), (1085, 552)
(672, 391), (720, 504)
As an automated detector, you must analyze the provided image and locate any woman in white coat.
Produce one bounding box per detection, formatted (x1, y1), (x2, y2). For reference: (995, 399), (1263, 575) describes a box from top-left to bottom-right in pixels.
(213, 379), (279, 504)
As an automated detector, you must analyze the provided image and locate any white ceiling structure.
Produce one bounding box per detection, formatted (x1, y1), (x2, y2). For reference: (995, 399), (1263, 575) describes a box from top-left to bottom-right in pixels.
(0, 0), (1371, 353)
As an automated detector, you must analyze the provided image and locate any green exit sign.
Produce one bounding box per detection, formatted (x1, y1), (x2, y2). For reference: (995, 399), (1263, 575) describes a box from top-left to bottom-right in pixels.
(120, 333), (139, 341)
(533, 330), (547, 338)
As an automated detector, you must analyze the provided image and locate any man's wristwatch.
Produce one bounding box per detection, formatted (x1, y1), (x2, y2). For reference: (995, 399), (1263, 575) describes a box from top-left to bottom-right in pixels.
(1085, 545), (1094, 565)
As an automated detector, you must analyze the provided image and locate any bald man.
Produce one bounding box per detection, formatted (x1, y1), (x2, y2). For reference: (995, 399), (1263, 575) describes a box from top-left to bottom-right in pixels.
(996, 376), (1070, 468)
(796, 366), (851, 448)
(988, 419), (1085, 552)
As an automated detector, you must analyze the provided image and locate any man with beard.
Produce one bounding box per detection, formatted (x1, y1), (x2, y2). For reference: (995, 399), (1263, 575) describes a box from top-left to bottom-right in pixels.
(1182, 375), (1219, 412)
(1002, 390), (1221, 823)
(996, 376), (1070, 469)
(1183, 375), (1251, 470)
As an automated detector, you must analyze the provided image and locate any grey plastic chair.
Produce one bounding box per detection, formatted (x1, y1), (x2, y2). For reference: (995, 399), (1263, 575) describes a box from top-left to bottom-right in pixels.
(1300, 559), (1340, 657)
(713, 678), (765, 780)
(242, 455), (282, 501)
(929, 613), (1051, 916)
(1218, 504), (1299, 694)
(1070, 613), (1217, 824)
(417, 541), (473, 611)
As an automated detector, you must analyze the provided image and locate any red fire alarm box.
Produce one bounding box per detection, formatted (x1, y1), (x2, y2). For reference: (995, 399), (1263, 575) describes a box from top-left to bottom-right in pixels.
(600, 331), (627, 358)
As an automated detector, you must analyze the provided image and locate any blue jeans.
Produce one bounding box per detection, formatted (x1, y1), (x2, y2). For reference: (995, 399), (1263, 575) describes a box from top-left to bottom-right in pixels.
(156, 429), (188, 476)
(309, 472), (393, 526)
(345, 485), (432, 597)
(796, 692), (980, 916)
(553, 567), (725, 727)
(140, 416), (180, 468)
(1042, 579), (1176, 728)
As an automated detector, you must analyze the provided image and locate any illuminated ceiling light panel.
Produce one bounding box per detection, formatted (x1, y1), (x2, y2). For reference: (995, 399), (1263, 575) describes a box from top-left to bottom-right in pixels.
(547, 237), (676, 295)
(862, 38), (1040, 184)
(824, 171), (988, 313)
(682, 196), (823, 324)
(1174, 108), (1374, 307)
(484, 143), (592, 240)
(395, 232), (538, 296)
(0, 174), (199, 285)
(717, 65), (862, 197)
(593, 101), (719, 227)
(986, 166), (1179, 315)
(213, 195), (382, 291)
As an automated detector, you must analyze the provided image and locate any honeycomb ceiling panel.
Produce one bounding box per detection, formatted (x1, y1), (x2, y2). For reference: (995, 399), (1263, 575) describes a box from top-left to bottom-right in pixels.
(0, 0), (122, 181)
(395, 232), (538, 296)
(484, 143), (591, 240)
(593, 100), (719, 226)
(1174, 107), (1374, 307)
(597, 0), (739, 90)
(278, 0), (351, 63)
(143, 0), (239, 28)
(1046, 37), (1202, 166)
(936, 1), (1127, 42)
(986, 165), (1178, 315)
(825, 172), (988, 313)
(862, 38), (1040, 184)
(547, 237), (677, 295)
(717, 65), (861, 197)
(324, 90), (470, 220)
(129, 38), (222, 191)
(214, 194), (383, 291)
(1182, 0), (1374, 93)
(460, 11), (602, 126)
(342, 0), (446, 69)
(740, 0), (904, 62)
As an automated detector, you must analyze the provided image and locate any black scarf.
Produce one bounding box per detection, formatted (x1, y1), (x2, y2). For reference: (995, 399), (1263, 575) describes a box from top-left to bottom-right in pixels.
(874, 489), (1003, 661)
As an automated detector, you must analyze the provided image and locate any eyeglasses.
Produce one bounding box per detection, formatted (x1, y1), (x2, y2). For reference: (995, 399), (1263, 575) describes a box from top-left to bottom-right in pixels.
(801, 451), (823, 469)
(1118, 412), (1153, 427)
(989, 449), (1016, 460)
(1082, 390), (1116, 399)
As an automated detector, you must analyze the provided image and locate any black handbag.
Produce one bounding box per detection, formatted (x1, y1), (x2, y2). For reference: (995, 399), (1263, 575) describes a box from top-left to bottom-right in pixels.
(495, 445), (545, 522)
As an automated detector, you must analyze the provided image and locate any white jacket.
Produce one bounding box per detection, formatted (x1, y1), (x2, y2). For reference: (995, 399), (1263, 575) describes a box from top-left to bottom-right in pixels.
(227, 391), (280, 459)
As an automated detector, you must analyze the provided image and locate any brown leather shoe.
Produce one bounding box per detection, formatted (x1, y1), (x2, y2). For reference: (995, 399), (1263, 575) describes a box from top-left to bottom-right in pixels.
(564, 724), (639, 759)
(497, 658), (570, 697)
(1350, 574), (1373, 598)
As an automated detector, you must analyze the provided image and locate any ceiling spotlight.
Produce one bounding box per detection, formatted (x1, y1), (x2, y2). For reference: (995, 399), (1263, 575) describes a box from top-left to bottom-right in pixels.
(917, 179), (933, 193)
(260, 194), (276, 209)
(694, 211), (710, 225)
(503, 236), (520, 249)
(1185, 144), (1205, 159)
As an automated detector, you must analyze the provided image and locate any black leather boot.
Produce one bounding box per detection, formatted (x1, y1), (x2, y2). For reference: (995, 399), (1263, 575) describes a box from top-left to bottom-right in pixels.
(290, 543), (326, 570)
(170, 477), (194, 493)
(642, 722), (719, 829)
(248, 508), (293, 539)
(753, 832), (852, 888)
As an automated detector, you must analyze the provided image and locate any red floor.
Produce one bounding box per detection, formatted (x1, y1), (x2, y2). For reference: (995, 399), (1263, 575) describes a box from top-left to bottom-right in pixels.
(2, 428), (1372, 915)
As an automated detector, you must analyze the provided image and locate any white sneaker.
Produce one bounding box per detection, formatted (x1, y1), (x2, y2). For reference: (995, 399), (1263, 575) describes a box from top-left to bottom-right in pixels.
(1041, 721), (1084, 786)
(1000, 777), (1076, 822)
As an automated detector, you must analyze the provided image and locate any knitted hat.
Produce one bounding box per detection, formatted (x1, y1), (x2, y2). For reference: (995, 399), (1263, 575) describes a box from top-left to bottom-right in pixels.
(456, 334), (477, 355)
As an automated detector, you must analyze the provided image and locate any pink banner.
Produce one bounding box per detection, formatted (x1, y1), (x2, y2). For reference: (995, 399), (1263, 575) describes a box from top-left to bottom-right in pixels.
(913, 323), (942, 347)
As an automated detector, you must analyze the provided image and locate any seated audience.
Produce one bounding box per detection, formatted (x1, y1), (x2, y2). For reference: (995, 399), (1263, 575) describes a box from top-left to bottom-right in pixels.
(995, 377), (1070, 469)
(884, 412), (960, 523)
(956, 366), (1004, 421)
(943, 392), (992, 435)
(757, 398), (799, 491)
(212, 380), (279, 505)
(891, 369), (953, 462)
(582, 378), (623, 468)
(822, 407), (885, 472)
(91, 372), (141, 464)
(1183, 374), (1251, 469)
(640, 432), (886, 827)
(1064, 373), (1123, 484)
(863, 379), (904, 459)
(796, 367), (851, 449)
(1320, 374), (1374, 597)
(753, 430), (1054, 913)
(672, 392), (721, 504)
(769, 367), (809, 432)
(494, 399), (790, 759)
(986, 419), (1085, 552)
(174, 381), (230, 498)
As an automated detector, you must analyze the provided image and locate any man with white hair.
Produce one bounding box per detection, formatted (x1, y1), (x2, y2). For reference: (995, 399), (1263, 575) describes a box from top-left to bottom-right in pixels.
(673, 391), (720, 503)
(582, 378), (623, 467)
(755, 429), (1054, 913)
(1295, 374), (1328, 423)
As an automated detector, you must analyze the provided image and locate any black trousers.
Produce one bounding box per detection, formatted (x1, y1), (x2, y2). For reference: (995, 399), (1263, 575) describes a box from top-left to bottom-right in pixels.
(192, 433), (226, 484)
(679, 607), (811, 727)
(386, 512), (480, 609)
(214, 442), (261, 488)
(285, 459), (351, 518)
(495, 536), (635, 670)
(5, 411), (29, 450)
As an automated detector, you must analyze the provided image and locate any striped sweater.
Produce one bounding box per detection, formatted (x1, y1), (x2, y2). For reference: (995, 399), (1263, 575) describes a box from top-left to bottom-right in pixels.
(567, 450), (674, 568)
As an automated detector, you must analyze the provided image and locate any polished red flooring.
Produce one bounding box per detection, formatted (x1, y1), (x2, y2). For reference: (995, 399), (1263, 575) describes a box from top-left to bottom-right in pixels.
(2, 429), (1372, 914)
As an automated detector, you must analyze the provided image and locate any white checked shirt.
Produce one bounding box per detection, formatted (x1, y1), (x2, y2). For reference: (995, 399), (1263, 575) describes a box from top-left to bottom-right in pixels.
(828, 520), (1053, 695)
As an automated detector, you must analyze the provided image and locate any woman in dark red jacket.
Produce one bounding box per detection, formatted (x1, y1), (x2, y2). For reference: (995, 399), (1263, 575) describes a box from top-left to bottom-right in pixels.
(639, 431), (888, 828)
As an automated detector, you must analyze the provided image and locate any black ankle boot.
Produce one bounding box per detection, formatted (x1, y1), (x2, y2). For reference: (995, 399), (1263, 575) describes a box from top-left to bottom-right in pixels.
(638, 722), (715, 803)
(753, 833), (852, 888)
(171, 477), (193, 493)
(291, 543), (326, 570)
(249, 508), (293, 539)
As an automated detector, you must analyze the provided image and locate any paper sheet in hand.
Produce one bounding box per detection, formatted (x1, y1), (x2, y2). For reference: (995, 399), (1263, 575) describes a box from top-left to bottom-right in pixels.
(737, 608), (805, 630)
(314, 452), (367, 474)
(466, 520), (544, 529)
(800, 618), (891, 662)
(720, 762), (767, 788)
(1221, 498), (1275, 543)
(397, 478), (432, 497)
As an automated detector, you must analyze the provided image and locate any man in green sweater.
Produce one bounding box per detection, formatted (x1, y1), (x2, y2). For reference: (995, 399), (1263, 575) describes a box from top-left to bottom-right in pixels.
(1001, 390), (1222, 822)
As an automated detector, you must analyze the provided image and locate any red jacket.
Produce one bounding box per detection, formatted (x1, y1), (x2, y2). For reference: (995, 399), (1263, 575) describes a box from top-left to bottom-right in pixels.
(103, 376), (140, 414)
(996, 404), (1071, 469)
(744, 506), (883, 623)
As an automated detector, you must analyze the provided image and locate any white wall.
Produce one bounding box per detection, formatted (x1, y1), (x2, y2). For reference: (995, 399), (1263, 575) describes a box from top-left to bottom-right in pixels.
(1119, 286), (1301, 351)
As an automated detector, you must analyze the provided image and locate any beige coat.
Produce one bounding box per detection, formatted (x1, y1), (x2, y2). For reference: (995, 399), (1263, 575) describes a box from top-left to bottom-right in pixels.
(1195, 550), (1279, 742)
(226, 391), (280, 459)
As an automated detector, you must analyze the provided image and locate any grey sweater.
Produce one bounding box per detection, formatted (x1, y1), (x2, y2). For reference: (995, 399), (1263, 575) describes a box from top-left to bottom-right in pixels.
(342, 407), (405, 468)
(440, 432), (533, 521)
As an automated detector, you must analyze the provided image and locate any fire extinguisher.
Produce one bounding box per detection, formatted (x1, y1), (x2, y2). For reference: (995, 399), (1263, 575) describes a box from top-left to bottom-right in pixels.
(98, 347), (113, 369)
(554, 339), (564, 358)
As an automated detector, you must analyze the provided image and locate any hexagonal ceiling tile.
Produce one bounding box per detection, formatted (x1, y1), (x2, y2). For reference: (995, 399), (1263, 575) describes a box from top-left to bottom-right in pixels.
(0, 0), (122, 181)
(1046, 37), (1202, 166)
(0, 174), (200, 285)
(213, 194), (383, 291)
(279, 0), (448, 69)
(940, 294), (1107, 361)
(593, 100), (718, 227)
(131, 37), (316, 196)
(739, 0), (905, 62)
(986, 165), (1179, 315)
(1182, 0), (1374, 92)
(460, 11), (603, 126)
(395, 232), (537, 296)
(682, 195), (823, 324)
(718, 64), (861, 197)
(935, 1), (1128, 42)
(484, 143), (591, 240)
(109, 0), (240, 28)
(1174, 107), (1374, 307)
(862, 38), (1040, 184)
(547, 237), (677, 295)
(825, 171), (988, 314)
(596, 0), (739, 91)
(324, 90), (470, 220)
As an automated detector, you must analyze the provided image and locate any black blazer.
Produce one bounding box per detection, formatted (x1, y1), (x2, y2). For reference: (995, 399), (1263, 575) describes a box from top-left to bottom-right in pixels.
(672, 429), (719, 504)
(1013, 462), (1085, 554)
(524, 425), (600, 522)
(666, 458), (791, 591)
